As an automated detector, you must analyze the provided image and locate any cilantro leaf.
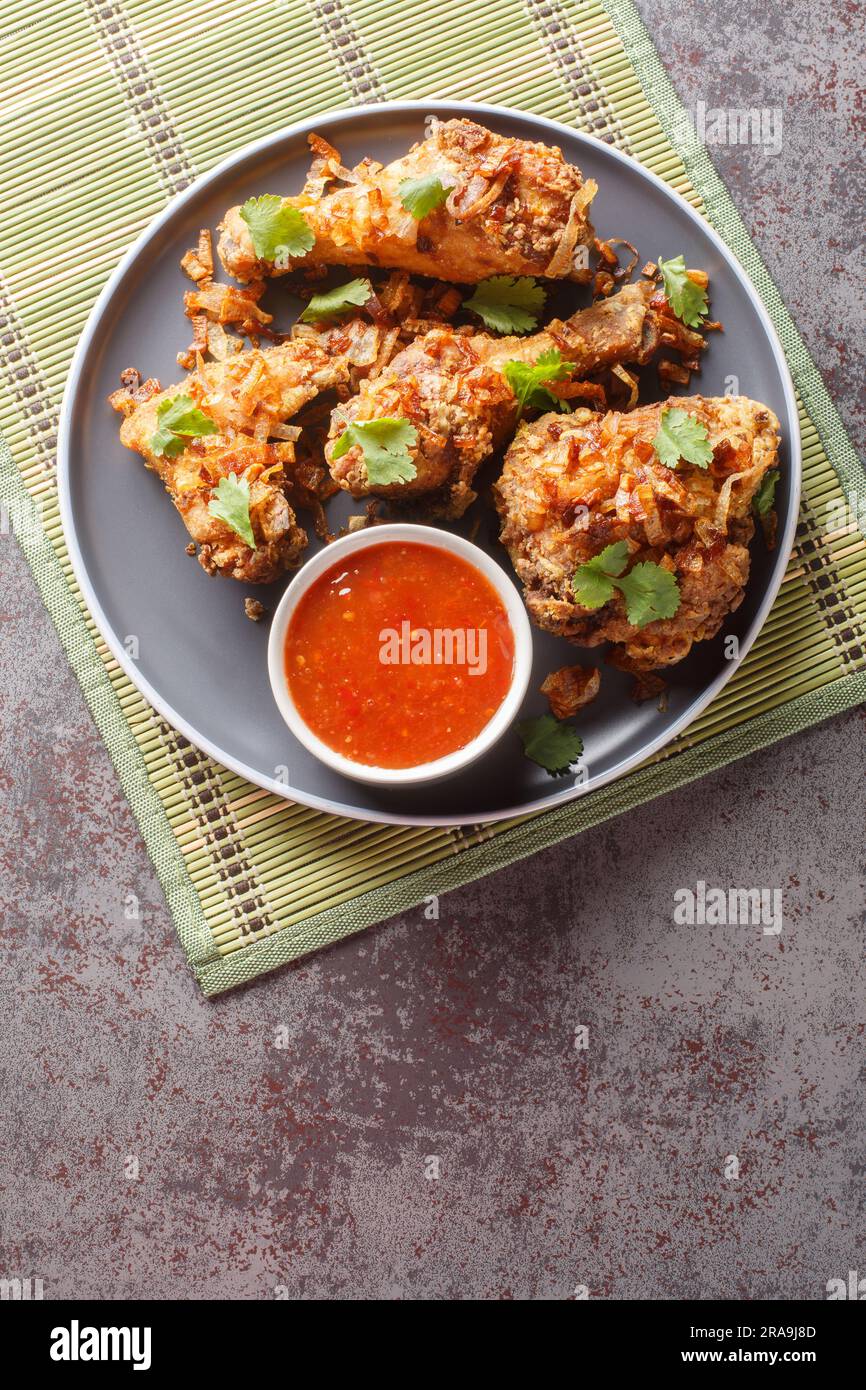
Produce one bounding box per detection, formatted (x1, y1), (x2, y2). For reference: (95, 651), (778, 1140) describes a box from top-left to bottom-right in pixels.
(572, 541), (630, 609)
(652, 406), (713, 469)
(614, 562), (681, 627)
(398, 173), (453, 220)
(207, 472), (256, 550)
(463, 275), (545, 334)
(240, 196), (315, 261)
(331, 418), (418, 486)
(753, 468), (780, 517)
(572, 567), (615, 610)
(572, 541), (680, 629)
(503, 349), (575, 417)
(518, 715), (584, 776)
(657, 254), (708, 327)
(299, 277), (372, 323)
(151, 395), (218, 459)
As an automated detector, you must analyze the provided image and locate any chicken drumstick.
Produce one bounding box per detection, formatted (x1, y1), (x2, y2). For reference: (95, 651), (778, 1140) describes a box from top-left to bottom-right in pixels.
(110, 318), (392, 583)
(324, 281), (665, 516)
(218, 118), (596, 286)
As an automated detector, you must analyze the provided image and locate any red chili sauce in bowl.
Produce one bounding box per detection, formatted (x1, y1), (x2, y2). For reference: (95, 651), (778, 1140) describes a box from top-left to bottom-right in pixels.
(284, 541), (516, 770)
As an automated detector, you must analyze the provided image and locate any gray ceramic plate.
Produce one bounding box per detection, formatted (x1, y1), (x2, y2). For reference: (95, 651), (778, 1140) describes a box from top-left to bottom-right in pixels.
(58, 101), (800, 827)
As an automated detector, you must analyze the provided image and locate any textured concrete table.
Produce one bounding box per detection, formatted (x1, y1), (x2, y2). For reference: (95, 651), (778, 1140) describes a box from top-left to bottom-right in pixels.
(1, 0), (863, 1300)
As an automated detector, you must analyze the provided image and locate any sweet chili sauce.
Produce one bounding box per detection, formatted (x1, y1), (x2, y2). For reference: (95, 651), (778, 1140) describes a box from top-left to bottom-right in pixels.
(284, 542), (515, 769)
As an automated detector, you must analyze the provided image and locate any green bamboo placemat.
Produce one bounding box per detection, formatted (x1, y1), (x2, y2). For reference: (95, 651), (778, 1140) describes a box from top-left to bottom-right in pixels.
(1, 0), (864, 995)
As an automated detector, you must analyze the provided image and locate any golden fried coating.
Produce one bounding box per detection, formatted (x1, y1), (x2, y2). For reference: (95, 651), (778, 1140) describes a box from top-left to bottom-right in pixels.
(109, 319), (388, 583)
(218, 118), (596, 286)
(325, 281), (662, 516)
(166, 439), (307, 584)
(495, 395), (781, 669)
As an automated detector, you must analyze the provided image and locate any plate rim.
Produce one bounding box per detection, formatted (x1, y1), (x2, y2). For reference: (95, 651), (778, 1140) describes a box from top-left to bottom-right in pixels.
(57, 99), (802, 829)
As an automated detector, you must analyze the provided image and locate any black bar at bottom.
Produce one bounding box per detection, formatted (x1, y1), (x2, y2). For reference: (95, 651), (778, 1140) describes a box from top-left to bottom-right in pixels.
(2, 1296), (861, 1373)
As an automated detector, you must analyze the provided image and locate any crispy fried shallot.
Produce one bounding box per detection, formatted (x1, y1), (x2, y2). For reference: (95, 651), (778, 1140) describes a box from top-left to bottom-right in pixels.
(541, 665), (601, 719)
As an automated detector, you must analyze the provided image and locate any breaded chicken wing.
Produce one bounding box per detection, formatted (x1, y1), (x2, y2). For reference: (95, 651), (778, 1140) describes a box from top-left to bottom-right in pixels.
(495, 395), (780, 669)
(325, 281), (663, 516)
(218, 118), (596, 286)
(109, 318), (389, 583)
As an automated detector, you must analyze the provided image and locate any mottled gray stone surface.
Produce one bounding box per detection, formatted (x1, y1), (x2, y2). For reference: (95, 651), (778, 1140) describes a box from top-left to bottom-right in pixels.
(632, 0), (866, 457)
(0, 0), (863, 1300)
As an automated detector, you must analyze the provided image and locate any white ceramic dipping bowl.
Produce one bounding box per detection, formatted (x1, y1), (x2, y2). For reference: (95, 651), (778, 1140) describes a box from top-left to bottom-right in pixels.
(267, 523), (533, 786)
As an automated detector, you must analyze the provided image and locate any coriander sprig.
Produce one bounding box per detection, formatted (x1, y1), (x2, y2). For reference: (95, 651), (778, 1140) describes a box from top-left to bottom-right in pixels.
(331, 418), (418, 486)
(572, 541), (681, 629)
(299, 278), (372, 323)
(398, 173), (453, 220)
(503, 349), (575, 418)
(753, 469), (780, 517)
(652, 407), (713, 469)
(518, 714), (584, 776)
(240, 196), (314, 262)
(657, 254), (708, 328)
(207, 472), (256, 550)
(151, 395), (218, 459)
(463, 275), (545, 334)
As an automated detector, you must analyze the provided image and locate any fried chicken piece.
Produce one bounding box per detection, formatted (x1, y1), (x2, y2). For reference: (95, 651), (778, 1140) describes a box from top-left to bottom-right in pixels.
(325, 281), (663, 516)
(171, 441), (307, 583)
(495, 395), (781, 670)
(218, 118), (596, 286)
(109, 319), (389, 583)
